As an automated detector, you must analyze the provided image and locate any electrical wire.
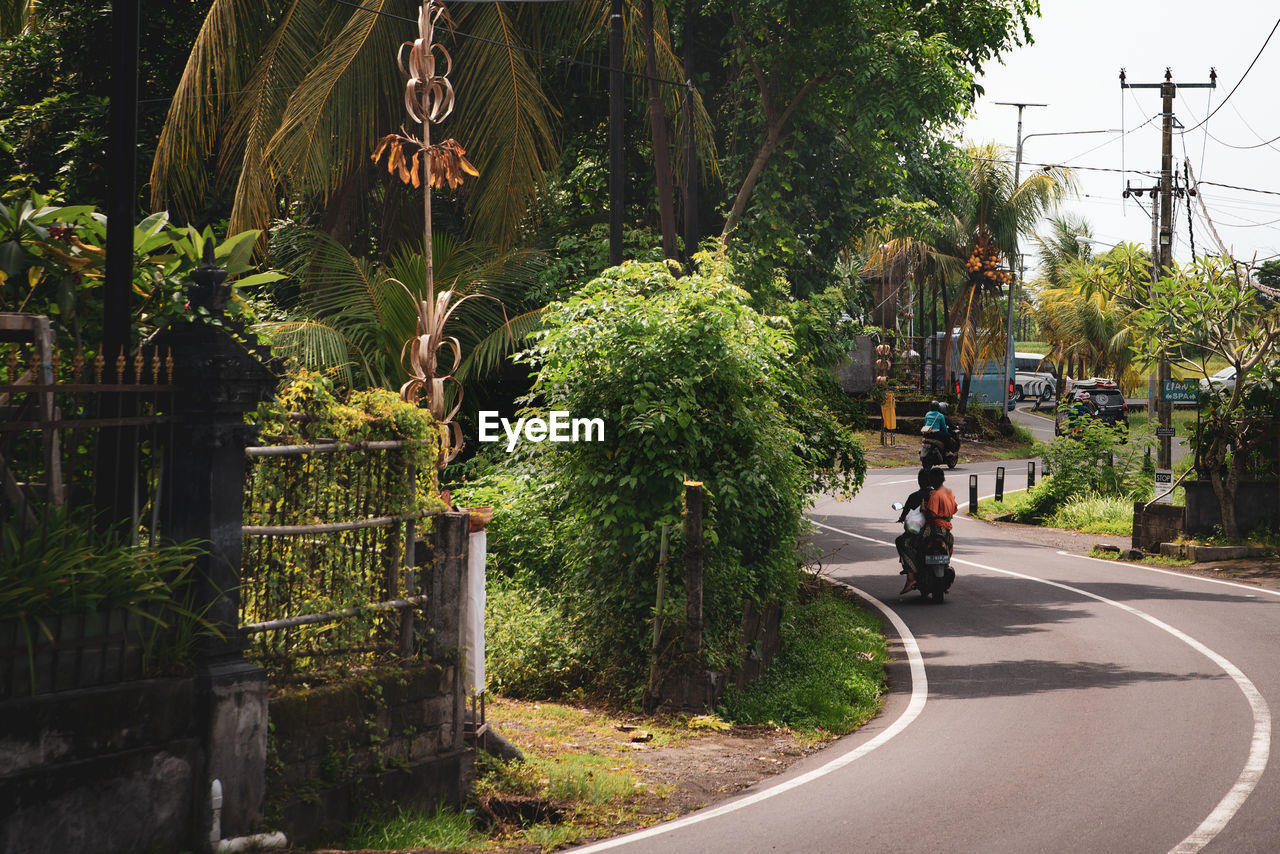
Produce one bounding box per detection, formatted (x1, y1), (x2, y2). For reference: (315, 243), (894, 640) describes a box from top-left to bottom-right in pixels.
(1180, 14), (1280, 134)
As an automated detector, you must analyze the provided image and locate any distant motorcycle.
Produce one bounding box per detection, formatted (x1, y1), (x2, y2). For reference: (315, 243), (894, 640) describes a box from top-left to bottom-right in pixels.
(893, 501), (956, 603)
(919, 422), (960, 470)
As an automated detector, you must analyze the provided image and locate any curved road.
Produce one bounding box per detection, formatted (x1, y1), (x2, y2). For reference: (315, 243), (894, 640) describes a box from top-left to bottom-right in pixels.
(571, 460), (1280, 853)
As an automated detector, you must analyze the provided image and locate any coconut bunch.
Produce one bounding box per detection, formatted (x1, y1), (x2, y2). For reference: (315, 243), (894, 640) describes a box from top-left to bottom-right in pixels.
(965, 233), (1011, 290)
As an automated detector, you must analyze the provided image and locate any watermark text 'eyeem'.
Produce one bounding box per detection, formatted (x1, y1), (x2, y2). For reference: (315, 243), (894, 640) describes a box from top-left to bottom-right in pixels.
(478, 411), (604, 451)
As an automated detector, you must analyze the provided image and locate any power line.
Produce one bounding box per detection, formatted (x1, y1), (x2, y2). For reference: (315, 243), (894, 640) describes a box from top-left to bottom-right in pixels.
(1198, 179), (1280, 198)
(1180, 14), (1280, 133)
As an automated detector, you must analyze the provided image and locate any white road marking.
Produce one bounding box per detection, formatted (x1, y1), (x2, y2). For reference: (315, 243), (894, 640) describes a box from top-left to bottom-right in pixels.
(944, 552), (1272, 854)
(1055, 549), (1280, 599)
(575, 512), (1271, 852)
(568, 577), (929, 853)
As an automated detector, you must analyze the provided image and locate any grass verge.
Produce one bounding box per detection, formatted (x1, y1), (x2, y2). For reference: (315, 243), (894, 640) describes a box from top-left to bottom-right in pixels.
(718, 584), (887, 739)
(1089, 547), (1193, 567)
(975, 488), (1133, 536)
(342, 804), (486, 850)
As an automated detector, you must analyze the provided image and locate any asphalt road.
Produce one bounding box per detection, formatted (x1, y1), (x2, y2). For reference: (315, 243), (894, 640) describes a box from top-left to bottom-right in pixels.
(570, 463), (1280, 854)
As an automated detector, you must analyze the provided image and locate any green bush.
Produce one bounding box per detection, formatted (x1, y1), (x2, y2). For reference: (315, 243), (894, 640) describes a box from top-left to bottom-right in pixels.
(484, 577), (587, 699)
(1017, 416), (1150, 523)
(718, 588), (887, 735)
(488, 255), (864, 696)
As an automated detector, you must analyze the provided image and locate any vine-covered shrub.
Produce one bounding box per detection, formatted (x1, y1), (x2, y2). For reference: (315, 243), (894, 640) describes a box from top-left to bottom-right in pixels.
(243, 373), (444, 675)
(486, 256), (865, 698)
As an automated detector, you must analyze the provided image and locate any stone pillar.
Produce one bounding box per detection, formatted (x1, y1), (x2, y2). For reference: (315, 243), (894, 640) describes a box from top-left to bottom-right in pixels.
(157, 244), (281, 846)
(429, 512), (470, 754)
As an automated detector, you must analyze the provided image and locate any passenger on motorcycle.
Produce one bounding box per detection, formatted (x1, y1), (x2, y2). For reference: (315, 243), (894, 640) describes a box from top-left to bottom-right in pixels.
(921, 400), (946, 436)
(922, 467), (957, 552)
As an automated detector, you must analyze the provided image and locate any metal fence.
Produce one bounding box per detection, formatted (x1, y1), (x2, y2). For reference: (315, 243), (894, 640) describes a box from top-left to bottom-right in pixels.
(0, 314), (177, 537)
(240, 433), (438, 682)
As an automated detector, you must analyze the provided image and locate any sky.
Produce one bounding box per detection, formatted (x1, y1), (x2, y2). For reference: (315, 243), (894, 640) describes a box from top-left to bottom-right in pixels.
(960, 1), (1280, 275)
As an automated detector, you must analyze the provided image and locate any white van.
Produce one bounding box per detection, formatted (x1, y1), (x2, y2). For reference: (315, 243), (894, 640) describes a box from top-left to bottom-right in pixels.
(1014, 352), (1057, 401)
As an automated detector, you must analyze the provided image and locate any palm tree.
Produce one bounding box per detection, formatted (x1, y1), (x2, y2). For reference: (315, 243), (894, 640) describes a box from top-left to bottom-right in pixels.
(150, 0), (713, 250)
(939, 144), (1073, 403)
(257, 227), (543, 393)
(1029, 215), (1093, 377)
(1033, 242), (1150, 392)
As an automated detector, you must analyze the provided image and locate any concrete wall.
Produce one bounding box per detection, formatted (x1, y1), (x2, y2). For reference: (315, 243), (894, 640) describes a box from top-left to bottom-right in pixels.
(0, 677), (202, 854)
(1132, 501), (1186, 552)
(1184, 480), (1280, 536)
(266, 663), (471, 846)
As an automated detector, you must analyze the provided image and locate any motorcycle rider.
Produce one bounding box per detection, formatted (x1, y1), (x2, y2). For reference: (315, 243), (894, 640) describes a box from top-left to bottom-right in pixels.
(896, 469), (931, 594)
(920, 400), (952, 466)
(921, 467), (957, 557)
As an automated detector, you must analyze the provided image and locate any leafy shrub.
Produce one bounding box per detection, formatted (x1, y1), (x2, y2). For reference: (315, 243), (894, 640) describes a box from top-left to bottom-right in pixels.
(484, 577), (587, 699)
(718, 588), (886, 735)
(1047, 494), (1134, 536)
(0, 510), (210, 680)
(489, 256), (864, 696)
(1017, 416), (1150, 523)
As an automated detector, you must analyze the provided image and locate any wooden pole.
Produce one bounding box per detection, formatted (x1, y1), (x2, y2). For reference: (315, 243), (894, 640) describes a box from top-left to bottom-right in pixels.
(683, 481), (704, 659)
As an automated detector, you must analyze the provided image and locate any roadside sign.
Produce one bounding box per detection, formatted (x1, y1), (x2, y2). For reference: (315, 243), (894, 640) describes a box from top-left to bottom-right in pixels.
(1153, 468), (1173, 504)
(1155, 426), (1176, 438)
(1161, 380), (1198, 402)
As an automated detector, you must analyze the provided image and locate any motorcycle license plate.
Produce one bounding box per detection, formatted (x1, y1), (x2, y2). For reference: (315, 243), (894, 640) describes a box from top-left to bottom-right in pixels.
(924, 554), (949, 565)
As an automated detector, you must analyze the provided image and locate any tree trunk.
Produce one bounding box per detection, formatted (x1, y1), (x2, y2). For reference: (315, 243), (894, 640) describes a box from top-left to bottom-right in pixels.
(642, 0), (678, 260)
(721, 126), (783, 241)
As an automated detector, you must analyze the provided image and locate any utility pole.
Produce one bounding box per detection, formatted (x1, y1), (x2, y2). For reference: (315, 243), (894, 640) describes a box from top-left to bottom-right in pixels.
(609, 0), (624, 266)
(993, 101), (1046, 423)
(1121, 68), (1215, 470)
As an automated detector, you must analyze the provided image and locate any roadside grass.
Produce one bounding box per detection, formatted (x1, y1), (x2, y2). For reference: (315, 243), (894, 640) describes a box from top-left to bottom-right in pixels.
(858, 421), (1042, 469)
(718, 586), (887, 740)
(1089, 547), (1194, 567)
(1049, 494), (1133, 536)
(1127, 408), (1199, 438)
(975, 488), (1133, 536)
(342, 804), (486, 851)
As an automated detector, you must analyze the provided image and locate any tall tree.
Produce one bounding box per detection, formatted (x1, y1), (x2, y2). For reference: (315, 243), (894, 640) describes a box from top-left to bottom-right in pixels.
(707, 0), (1039, 297)
(1132, 257), (1280, 538)
(150, 0), (712, 250)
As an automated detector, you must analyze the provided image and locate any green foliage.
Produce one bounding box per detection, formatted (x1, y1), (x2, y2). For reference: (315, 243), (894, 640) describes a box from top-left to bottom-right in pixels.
(1131, 257), (1280, 536)
(1016, 416), (1149, 523)
(244, 373), (443, 674)
(1047, 494), (1134, 536)
(485, 577), (587, 699)
(342, 804), (483, 851)
(487, 255), (863, 695)
(718, 588), (886, 736)
(0, 191), (278, 354)
(257, 223), (542, 396)
(0, 509), (212, 685)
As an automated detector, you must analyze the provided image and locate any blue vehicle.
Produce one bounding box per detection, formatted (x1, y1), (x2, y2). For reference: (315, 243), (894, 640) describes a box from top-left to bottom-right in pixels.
(926, 332), (1016, 410)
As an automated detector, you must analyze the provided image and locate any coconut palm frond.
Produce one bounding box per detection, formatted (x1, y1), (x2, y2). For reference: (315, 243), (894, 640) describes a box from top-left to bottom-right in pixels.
(450, 2), (560, 248)
(221, 0), (325, 237)
(0, 0), (34, 38)
(455, 307), (545, 384)
(255, 319), (358, 387)
(151, 0), (291, 216)
(267, 0), (406, 209)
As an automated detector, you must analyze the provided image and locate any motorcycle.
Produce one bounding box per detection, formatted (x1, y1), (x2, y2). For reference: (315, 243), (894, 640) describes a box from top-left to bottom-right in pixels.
(892, 502), (956, 603)
(919, 421), (961, 470)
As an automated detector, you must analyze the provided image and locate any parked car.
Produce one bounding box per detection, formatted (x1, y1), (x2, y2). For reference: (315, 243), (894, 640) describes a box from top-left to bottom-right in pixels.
(1055, 377), (1129, 437)
(1014, 352), (1057, 401)
(1199, 365), (1237, 394)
